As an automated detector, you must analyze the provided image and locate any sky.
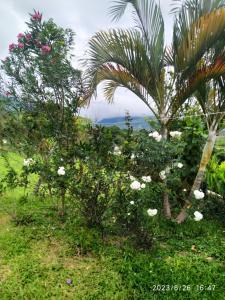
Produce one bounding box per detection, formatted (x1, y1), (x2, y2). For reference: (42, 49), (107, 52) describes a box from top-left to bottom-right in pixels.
(0, 0), (175, 121)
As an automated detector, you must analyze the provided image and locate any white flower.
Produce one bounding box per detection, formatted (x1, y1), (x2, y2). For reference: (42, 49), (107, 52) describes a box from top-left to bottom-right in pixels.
(183, 188), (187, 192)
(155, 134), (162, 142)
(130, 180), (141, 190)
(149, 131), (162, 142)
(147, 208), (158, 217)
(142, 176), (152, 183)
(193, 190), (205, 200)
(141, 183), (146, 189)
(113, 146), (122, 156)
(2, 139), (7, 144)
(23, 158), (33, 167)
(194, 211), (203, 221)
(57, 166), (65, 176)
(159, 170), (166, 180)
(177, 163), (183, 169)
(170, 131), (182, 138)
(130, 201), (135, 205)
(131, 154), (135, 159)
(127, 212), (131, 216)
(129, 175), (136, 181)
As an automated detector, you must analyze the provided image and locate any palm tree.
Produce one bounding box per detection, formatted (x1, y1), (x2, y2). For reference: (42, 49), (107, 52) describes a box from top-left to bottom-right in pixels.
(176, 79), (225, 223)
(85, 0), (225, 219)
(170, 0), (225, 222)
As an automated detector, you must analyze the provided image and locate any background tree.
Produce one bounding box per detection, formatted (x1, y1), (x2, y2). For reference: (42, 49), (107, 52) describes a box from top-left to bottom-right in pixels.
(1, 10), (85, 150)
(1, 10), (85, 215)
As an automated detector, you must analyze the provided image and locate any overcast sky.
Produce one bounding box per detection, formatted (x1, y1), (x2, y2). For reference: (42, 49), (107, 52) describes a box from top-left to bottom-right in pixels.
(0, 0), (175, 121)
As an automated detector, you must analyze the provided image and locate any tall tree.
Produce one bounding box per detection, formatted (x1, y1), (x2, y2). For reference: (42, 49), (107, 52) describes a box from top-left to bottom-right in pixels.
(1, 10), (84, 147)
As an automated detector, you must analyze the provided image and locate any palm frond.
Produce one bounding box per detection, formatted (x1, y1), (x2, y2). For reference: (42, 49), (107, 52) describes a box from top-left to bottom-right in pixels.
(97, 64), (151, 106)
(171, 0), (225, 15)
(109, 0), (165, 71)
(85, 28), (159, 100)
(173, 1), (225, 77)
(174, 55), (225, 113)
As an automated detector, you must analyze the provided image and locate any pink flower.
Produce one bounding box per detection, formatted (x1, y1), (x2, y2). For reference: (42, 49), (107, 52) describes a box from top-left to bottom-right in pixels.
(31, 11), (42, 21)
(17, 33), (25, 40)
(25, 34), (32, 41)
(41, 45), (51, 54)
(18, 43), (24, 49)
(9, 43), (16, 51)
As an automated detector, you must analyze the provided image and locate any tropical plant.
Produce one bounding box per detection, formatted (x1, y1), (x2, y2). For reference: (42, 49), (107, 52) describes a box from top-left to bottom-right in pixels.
(176, 78), (225, 222)
(85, 0), (225, 220)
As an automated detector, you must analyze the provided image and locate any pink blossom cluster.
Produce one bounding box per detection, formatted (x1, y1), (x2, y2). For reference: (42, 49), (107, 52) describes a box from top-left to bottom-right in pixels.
(31, 11), (42, 21)
(25, 34), (32, 41)
(9, 43), (16, 51)
(41, 45), (51, 54)
(18, 43), (24, 49)
(9, 32), (34, 52)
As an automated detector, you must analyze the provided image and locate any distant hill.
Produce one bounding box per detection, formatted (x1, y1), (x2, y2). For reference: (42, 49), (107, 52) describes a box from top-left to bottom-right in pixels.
(96, 116), (153, 129)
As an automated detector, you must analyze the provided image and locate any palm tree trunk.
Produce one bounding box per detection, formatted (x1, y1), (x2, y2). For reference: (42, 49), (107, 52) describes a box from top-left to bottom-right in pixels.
(161, 123), (171, 219)
(176, 125), (218, 224)
(163, 191), (171, 219)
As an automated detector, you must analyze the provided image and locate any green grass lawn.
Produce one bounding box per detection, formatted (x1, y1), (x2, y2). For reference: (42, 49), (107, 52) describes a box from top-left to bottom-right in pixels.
(0, 152), (225, 299)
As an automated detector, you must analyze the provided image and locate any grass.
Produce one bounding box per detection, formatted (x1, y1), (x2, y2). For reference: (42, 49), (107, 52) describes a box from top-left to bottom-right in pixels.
(0, 152), (225, 299)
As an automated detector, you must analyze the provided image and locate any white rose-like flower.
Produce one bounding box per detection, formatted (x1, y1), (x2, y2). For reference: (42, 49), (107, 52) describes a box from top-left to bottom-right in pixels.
(23, 158), (33, 167)
(177, 163), (183, 169)
(170, 131), (182, 138)
(130, 180), (141, 190)
(149, 131), (158, 138)
(194, 211), (203, 221)
(155, 134), (162, 142)
(193, 190), (205, 200)
(149, 131), (162, 142)
(147, 208), (158, 217)
(2, 139), (7, 144)
(159, 170), (166, 180)
(130, 201), (135, 205)
(57, 166), (65, 176)
(142, 176), (152, 183)
(141, 183), (146, 189)
(113, 146), (122, 156)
